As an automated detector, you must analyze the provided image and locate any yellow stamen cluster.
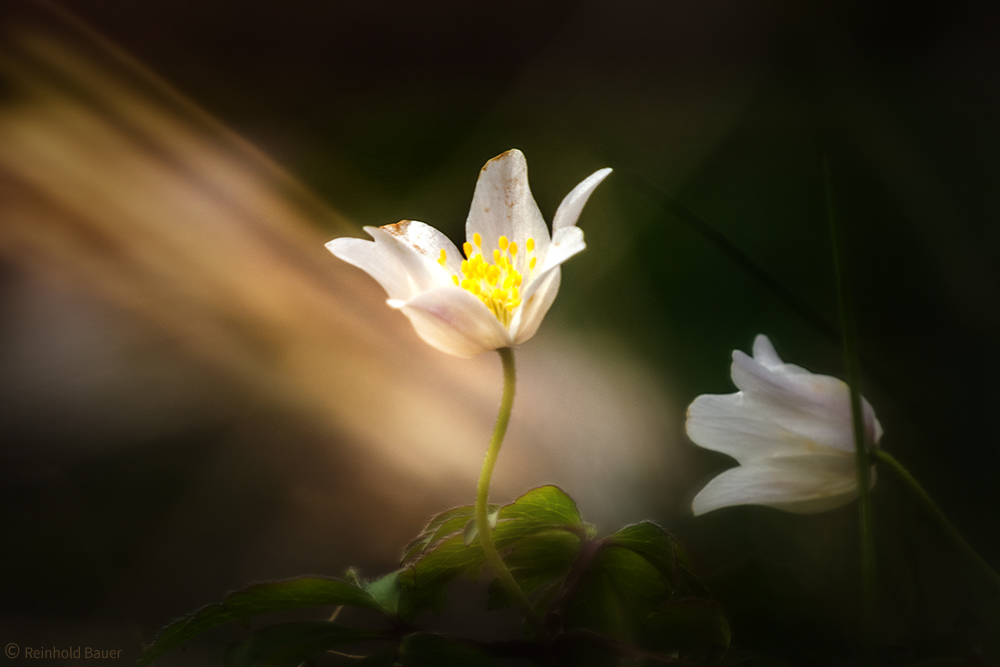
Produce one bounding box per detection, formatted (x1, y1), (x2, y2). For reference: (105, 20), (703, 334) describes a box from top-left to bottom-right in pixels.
(436, 232), (538, 327)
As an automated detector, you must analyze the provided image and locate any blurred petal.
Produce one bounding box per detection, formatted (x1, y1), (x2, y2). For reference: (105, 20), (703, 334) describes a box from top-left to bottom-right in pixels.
(686, 392), (844, 463)
(731, 350), (881, 451)
(691, 455), (860, 516)
(392, 287), (513, 357)
(465, 149), (549, 256)
(552, 167), (613, 232)
(752, 334), (812, 376)
(751, 333), (783, 367)
(688, 335), (883, 515)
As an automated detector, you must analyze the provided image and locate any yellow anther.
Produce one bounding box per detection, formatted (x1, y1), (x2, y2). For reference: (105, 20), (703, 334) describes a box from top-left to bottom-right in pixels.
(529, 257), (537, 270)
(454, 232), (530, 327)
(438, 249), (447, 266)
(452, 275), (459, 286)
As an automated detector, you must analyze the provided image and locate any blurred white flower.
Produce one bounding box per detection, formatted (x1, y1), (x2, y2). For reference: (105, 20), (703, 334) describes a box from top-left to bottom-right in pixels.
(687, 334), (883, 515)
(326, 149), (611, 357)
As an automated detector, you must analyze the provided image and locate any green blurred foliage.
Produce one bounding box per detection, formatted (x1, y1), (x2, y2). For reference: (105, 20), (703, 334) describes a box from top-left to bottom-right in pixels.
(140, 486), (726, 666)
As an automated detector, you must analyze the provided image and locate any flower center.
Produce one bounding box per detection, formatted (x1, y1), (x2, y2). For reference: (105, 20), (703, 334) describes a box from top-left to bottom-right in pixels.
(437, 232), (537, 327)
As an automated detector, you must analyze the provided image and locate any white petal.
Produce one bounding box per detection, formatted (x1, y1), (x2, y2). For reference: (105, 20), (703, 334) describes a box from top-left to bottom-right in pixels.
(514, 225), (584, 316)
(465, 149), (549, 258)
(535, 226), (586, 277)
(750, 335), (814, 377)
(391, 287), (513, 357)
(751, 334), (784, 367)
(509, 226), (584, 343)
(691, 455), (861, 516)
(510, 268), (560, 345)
(686, 392), (847, 464)
(327, 224), (446, 301)
(366, 225), (452, 294)
(378, 219), (464, 274)
(552, 167), (613, 232)
(731, 351), (881, 451)
(326, 235), (415, 301)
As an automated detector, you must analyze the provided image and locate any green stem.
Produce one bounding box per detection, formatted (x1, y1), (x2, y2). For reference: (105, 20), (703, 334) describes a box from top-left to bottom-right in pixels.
(826, 160), (877, 632)
(476, 347), (547, 640)
(871, 448), (1000, 591)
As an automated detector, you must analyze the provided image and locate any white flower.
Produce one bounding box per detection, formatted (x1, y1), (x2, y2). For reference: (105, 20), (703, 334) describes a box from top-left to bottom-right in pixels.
(687, 334), (883, 515)
(326, 149), (611, 357)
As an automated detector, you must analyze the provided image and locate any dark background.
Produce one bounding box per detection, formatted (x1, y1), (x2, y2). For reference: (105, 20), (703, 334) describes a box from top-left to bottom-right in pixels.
(1, 0), (999, 664)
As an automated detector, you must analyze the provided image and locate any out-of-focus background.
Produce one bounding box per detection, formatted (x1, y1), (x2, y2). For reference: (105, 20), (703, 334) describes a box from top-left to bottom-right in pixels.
(0, 0), (998, 663)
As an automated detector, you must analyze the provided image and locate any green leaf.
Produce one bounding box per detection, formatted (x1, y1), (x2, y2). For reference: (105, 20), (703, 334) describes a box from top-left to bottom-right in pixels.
(221, 577), (382, 616)
(364, 570), (402, 616)
(137, 578), (381, 666)
(565, 546), (672, 645)
(487, 529), (582, 610)
(398, 486), (587, 621)
(643, 599), (731, 660)
(497, 485), (583, 531)
(606, 522), (679, 579)
(223, 622), (386, 667)
(399, 633), (493, 667)
(398, 535), (487, 620)
(462, 518), (479, 547)
(461, 505), (501, 546)
(401, 505), (476, 563)
(401, 504), (505, 563)
(607, 523), (708, 599)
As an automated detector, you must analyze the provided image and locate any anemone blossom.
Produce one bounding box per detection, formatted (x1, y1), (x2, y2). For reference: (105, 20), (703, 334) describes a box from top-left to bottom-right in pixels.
(687, 334), (883, 515)
(326, 149), (611, 357)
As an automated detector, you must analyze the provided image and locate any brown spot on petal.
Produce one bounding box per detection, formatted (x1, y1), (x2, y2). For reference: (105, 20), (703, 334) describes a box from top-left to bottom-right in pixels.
(482, 149), (516, 172)
(379, 220), (435, 258)
(380, 220), (413, 236)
